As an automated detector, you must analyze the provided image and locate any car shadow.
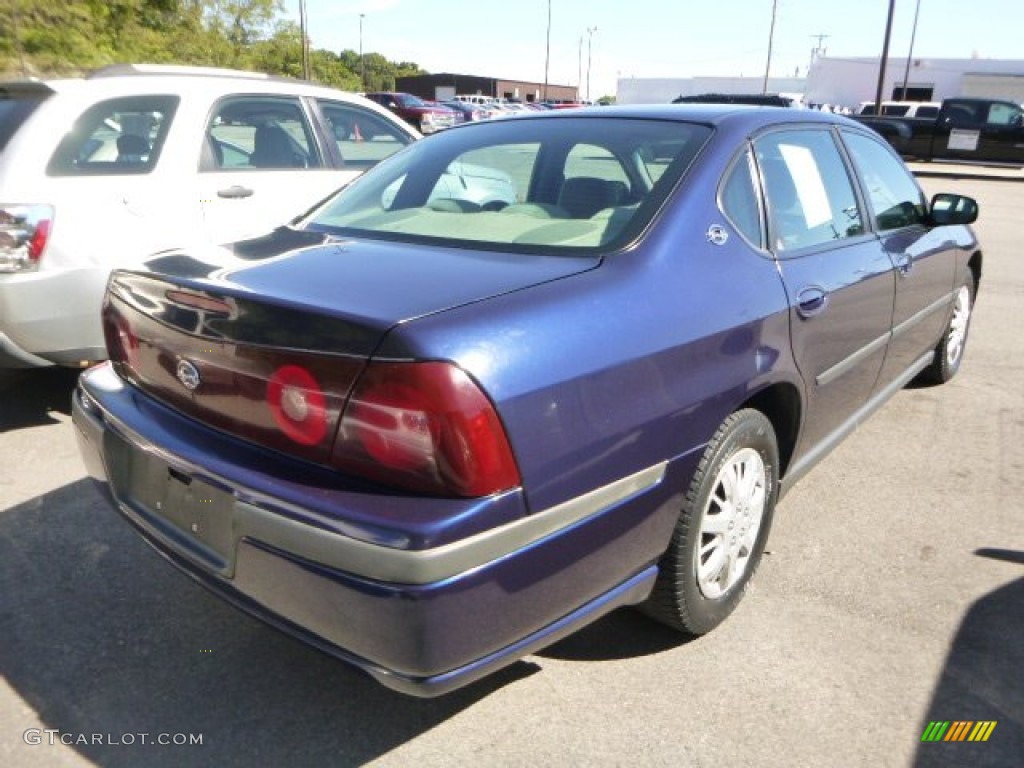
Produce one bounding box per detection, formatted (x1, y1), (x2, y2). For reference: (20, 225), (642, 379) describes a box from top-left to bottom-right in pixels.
(912, 548), (1024, 767)
(0, 367), (82, 432)
(0, 479), (538, 767)
(539, 608), (691, 662)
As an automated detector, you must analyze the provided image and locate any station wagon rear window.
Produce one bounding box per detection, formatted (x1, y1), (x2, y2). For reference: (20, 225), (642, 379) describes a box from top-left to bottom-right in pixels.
(305, 118), (712, 253)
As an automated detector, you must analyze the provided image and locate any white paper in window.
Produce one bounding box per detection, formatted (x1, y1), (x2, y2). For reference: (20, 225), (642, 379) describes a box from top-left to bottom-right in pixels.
(779, 144), (832, 229)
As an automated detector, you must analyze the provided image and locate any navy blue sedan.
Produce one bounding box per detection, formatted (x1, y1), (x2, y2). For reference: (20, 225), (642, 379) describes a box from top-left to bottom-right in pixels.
(73, 106), (981, 696)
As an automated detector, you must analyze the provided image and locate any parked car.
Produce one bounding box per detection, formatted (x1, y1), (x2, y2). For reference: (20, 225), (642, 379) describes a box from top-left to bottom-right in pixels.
(441, 99), (490, 122)
(853, 97), (1024, 164)
(673, 92), (796, 108)
(74, 105), (980, 697)
(362, 92), (456, 134)
(855, 100), (941, 118)
(0, 64), (419, 368)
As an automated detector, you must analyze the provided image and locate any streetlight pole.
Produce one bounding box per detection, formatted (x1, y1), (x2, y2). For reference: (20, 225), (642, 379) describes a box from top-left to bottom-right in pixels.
(900, 0), (923, 101)
(762, 0), (778, 94)
(359, 13), (365, 91)
(586, 26), (597, 103)
(578, 35), (583, 101)
(543, 0), (551, 102)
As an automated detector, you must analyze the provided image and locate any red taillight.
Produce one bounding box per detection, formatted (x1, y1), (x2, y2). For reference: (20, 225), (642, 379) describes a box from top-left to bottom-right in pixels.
(0, 204), (53, 272)
(103, 301), (139, 369)
(27, 217), (51, 261)
(266, 364), (329, 446)
(333, 361), (521, 497)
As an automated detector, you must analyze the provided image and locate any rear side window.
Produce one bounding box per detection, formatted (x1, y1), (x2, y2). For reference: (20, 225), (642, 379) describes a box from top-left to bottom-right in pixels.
(754, 129), (864, 252)
(317, 100), (412, 170)
(0, 90), (49, 152)
(842, 131), (926, 231)
(719, 149), (763, 248)
(47, 95), (179, 176)
(203, 96), (322, 171)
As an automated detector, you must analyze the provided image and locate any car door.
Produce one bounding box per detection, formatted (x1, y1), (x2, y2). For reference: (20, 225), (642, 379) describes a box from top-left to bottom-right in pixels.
(974, 101), (1024, 163)
(197, 95), (342, 244)
(840, 129), (957, 386)
(43, 93), (190, 264)
(754, 127), (895, 454)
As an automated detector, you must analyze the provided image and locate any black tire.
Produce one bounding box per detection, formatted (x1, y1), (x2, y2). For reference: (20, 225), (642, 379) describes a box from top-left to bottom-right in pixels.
(918, 274), (975, 385)
(643, 409), (779, 636)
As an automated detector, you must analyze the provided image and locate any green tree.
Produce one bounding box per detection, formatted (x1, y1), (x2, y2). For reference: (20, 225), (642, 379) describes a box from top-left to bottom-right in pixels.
(0, 0), (422, 88)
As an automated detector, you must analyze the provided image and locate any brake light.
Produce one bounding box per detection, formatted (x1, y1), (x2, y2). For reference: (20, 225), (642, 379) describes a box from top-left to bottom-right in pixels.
(0, 204), (54, 272)
(333, 361), (521, 497)
(103, 299), (140, 370)
(267, 364), (329, 446)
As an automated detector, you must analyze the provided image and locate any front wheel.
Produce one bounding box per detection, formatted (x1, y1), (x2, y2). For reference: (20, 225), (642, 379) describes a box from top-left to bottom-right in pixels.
(643, 409), (779, 636)
(918, 275), (974, 385)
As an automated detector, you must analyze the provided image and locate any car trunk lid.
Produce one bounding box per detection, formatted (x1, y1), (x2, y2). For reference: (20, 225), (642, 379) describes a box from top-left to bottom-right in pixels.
(105, 230), (598, 465)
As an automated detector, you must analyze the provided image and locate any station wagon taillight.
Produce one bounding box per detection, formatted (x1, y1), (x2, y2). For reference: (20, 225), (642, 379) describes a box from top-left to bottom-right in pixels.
(333, 361), (521, 498)
(0, 204), (53, 272)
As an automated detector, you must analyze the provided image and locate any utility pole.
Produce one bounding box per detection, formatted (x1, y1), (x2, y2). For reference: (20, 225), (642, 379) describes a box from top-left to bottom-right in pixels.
(808, 32), (829, 74)
(762, 0), (778, 94)
(899, 0), (923, 100)
(873, 0), (896, 113)
(299, 0), (310, 80)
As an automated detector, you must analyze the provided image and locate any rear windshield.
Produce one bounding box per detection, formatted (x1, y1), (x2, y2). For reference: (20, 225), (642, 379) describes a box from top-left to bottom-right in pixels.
(0, 89), (49, 153)
(304, 116), (712, 254)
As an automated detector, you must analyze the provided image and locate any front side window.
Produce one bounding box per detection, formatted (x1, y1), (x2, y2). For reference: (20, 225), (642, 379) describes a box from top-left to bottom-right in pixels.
(986, 102), (1023, 126)
(304, 117), (712, 253)
(203, 96), (321, 171)
(47, 95), (179, 175)
(842, 130), (926, 231)
(754, 129), (864, 252)
(318, 100), (412, 170)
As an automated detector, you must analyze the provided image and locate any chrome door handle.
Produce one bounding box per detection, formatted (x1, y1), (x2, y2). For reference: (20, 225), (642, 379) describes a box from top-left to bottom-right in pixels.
(217, 185), (254, 199)
(796, 286), (829, 318)
(894, 253), (913, 276)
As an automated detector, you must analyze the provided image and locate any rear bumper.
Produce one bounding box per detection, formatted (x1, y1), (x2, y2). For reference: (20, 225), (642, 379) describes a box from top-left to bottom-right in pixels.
(0, 266), (110, 367)
(73, 363), (680, 696)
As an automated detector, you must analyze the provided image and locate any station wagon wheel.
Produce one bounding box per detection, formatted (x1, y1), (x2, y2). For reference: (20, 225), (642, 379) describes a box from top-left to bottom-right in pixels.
(919, 275), (975, 385)
(642, 409), (779, 636)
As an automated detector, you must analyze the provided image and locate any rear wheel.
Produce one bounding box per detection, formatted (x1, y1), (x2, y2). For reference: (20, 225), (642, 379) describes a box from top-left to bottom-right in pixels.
(918, 275), (974, 385)
(643, 409), (779, 635)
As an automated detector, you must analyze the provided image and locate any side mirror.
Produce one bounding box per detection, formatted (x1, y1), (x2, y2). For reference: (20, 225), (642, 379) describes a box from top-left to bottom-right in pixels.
(928, 193), (979, 226)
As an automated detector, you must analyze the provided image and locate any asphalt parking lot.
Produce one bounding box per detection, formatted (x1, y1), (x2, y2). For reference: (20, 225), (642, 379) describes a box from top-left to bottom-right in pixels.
(1, 171), (1021, 768)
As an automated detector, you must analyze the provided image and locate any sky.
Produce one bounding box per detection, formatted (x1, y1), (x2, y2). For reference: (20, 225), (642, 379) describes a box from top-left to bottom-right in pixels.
(283, 0), (1023, 100)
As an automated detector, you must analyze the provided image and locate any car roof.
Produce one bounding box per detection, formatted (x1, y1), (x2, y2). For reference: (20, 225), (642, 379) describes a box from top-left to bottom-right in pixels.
(480, 103), (857, 130)
(6, 65), (371, 103)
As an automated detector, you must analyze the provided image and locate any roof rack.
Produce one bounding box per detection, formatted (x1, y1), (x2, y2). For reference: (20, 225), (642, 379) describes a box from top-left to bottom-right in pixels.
(88, 64), (279, 81)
